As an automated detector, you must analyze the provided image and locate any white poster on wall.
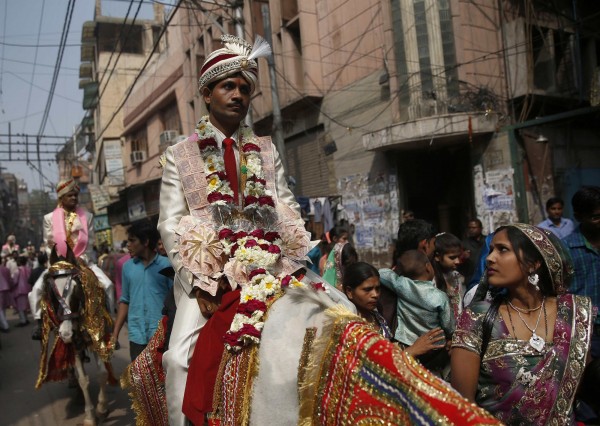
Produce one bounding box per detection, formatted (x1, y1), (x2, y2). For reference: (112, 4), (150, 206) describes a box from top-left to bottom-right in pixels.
(104, 139), (124, 186)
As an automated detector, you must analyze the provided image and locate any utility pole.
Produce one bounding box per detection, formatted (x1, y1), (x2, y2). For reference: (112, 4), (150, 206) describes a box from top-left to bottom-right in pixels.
(230, 0), (252, 127)
(260, 4), (288, 172)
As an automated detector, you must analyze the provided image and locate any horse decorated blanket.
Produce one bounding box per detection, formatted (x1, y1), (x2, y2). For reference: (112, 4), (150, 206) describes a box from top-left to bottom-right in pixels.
(121, 316), (170, 426)
(298, 306), (502, 426)
(36, 263), (116, 389)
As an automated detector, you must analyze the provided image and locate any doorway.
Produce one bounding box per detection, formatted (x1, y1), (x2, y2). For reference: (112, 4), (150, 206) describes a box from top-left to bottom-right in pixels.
(396, 144), (473, 235)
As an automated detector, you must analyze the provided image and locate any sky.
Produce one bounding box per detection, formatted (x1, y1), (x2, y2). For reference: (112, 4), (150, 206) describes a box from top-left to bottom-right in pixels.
(0, 0), (160, 192)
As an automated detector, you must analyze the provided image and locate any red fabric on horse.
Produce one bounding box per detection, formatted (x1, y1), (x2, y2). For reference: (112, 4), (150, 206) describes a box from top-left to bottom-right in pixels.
(183, 289), (241, 425)
(46, 339), (75, 382)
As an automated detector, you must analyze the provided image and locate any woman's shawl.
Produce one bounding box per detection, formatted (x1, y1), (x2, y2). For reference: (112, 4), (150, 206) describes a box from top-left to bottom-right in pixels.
(453, 294), (594, 425)
(322, 242), (346, 289)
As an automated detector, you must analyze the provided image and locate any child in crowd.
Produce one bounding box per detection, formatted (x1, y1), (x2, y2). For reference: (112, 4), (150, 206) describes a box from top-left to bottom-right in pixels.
(319, 226), (348, 275)
(432, 232), (466, 321)
(345, 261), (448, 359)
(379, 250), (453, 353)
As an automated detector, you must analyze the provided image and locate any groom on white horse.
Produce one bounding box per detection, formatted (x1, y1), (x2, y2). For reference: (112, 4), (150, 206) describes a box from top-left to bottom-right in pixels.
(158, 34), (302, 425)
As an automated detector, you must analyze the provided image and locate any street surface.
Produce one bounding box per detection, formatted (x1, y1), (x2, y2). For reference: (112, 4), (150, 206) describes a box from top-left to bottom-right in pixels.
(0, 311), (136, 425)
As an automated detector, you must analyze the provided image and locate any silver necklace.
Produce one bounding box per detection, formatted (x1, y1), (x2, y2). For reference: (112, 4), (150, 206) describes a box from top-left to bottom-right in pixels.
(507, 299), (542, 313)
(510, 297), (546, 352)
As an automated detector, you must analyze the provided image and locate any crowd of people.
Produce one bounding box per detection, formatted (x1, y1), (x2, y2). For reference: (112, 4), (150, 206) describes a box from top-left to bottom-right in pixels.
(0, 33), (598, 426)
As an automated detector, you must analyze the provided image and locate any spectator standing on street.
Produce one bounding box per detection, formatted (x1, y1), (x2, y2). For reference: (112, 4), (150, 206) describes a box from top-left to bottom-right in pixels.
(563, 186), (600, 359)
(537, 197), (575, 239)
(113, 221), (173, 362)
(0, 260), (14, 332)
(461, 218), (487, 285)
(12, 256), (31, 326)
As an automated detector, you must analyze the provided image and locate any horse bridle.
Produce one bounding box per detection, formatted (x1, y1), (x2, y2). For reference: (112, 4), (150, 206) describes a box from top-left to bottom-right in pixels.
(48, 267), (81, 320)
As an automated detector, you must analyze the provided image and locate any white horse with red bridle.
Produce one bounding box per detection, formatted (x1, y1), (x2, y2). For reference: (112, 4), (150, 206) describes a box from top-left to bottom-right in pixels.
(36, 249), (116, 426)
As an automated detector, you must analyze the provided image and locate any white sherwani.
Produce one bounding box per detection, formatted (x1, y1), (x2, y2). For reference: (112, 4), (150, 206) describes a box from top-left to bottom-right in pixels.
(158, 129), (299, 425)
(28, 209), (115, 319)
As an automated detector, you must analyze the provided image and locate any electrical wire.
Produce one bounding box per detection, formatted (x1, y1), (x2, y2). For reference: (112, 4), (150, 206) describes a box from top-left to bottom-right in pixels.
(34, 0), (75, 190)
(95, 0), (139, 102)
(20, 0), (46, 134)
(94, 0), (183, 145)
(0, 0), (7, 115)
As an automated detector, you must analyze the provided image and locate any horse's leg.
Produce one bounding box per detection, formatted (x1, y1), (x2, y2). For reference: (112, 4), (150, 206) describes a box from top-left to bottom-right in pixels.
(94, 353), (109, 419)
(74, 354), (96, 426)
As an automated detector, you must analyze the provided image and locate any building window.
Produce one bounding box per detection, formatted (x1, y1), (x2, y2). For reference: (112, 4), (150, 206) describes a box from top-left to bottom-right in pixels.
(413, 0), (433, 96)
(251, 0), (268, 36)
(162, 103), (181, 134)
(532, 26), (577, 95)
(98, 23), (143, 54)
(131, 128), (148, 154)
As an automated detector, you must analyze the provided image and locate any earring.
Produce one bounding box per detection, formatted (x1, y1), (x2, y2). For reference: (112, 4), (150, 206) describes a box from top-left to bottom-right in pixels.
(528, 272), (540, 291)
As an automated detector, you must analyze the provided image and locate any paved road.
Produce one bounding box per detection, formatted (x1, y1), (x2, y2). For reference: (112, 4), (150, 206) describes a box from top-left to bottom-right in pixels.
(0, 311), (136, 426)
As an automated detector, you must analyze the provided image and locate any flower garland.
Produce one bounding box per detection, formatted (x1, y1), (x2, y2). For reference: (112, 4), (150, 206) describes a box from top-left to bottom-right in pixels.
(196, 116), (275, 213)
(192, 116), (312, 352)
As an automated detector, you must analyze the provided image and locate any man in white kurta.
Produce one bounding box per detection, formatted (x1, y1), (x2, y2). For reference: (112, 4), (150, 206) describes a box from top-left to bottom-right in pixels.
(158, 35), (300, 425)
(28, 179), (115, 339)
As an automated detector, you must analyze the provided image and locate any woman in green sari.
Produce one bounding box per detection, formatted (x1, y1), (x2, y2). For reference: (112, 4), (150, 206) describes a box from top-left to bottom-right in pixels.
(322, 241), (357, 291)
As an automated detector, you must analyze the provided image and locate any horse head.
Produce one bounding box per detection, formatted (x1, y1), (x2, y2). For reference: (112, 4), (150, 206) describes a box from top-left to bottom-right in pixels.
(44, 245), (84, 343)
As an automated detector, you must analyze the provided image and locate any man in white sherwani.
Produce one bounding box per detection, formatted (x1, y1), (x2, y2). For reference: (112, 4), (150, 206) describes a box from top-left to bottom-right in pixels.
(29, 178), (115, 339)
(158, 34), (300, 425)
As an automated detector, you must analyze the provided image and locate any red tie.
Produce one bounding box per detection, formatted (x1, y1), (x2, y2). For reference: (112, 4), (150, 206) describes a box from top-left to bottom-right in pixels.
(222, 137), (238, 202)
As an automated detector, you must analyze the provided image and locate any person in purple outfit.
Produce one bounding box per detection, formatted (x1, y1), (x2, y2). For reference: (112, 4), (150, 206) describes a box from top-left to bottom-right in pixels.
(0, 261), (14, 332)
(12, 255), (32, 326)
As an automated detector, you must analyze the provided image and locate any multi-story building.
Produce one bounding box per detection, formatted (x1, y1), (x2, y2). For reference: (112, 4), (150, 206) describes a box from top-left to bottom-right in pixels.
(79, 0), (165, 245)
(99, 0), (600, 266)
(0, 172), (19, 243)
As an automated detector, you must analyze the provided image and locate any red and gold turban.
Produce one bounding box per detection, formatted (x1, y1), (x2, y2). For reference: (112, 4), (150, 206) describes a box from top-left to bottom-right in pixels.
(198, 34), (271, 94)
(56, 178), (80, 198)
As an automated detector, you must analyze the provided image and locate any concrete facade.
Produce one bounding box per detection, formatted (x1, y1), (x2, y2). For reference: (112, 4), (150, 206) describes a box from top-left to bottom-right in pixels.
(90, 0), (600, 264)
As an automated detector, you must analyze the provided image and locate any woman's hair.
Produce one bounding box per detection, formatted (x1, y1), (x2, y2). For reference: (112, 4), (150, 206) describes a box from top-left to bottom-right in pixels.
(432, 232), (462, 292)
(495, 226), (555, 296)
(342, 262), (379, 291)
(328, 226), (348, 243)
(341, 243), (358, 269)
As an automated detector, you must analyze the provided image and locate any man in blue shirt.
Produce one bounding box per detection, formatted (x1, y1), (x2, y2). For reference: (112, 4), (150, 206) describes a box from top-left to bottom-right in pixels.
(113, 220), (173, 361)
(563, 186), (600, 359)
(537, 197), (575, 239)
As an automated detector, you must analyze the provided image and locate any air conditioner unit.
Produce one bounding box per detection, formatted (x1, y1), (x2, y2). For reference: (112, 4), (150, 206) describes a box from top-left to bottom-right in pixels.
(160, 130), (179, 146)
(159, 130), (184, 152)
(130, 150), (146, 165)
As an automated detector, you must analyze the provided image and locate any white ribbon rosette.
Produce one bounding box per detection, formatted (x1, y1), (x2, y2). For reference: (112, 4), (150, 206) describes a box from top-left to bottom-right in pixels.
(176, 216), (226, 296)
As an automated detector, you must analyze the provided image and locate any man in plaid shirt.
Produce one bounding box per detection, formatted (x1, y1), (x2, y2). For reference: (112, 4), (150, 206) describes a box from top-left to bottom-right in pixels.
(563, 186), (600, 359)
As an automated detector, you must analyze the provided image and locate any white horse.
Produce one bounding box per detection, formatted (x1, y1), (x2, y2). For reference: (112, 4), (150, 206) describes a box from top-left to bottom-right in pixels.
(250, 284), (355, 425)
(36, 250), (115, 426)
(212, 274), (500, 425)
